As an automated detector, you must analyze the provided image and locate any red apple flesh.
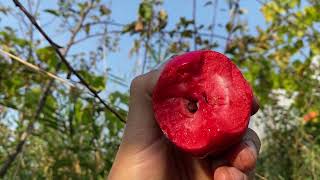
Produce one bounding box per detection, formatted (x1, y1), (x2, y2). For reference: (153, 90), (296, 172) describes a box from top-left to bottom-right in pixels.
(152, 50), (253, 157)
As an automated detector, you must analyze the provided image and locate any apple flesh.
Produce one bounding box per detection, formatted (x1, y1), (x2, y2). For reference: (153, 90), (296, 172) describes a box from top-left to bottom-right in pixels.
(152, 50), (253, 157)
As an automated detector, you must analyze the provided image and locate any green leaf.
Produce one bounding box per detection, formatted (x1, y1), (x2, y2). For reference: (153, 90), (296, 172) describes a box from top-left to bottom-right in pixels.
(181, 30), (193, 38)
(295, 40), (303, 49)
(288, 0), (301, 8)
(99, 5), (111, 15)
(90, 15), (100, 21)
(81, 107), (92, 125)
(179, 17), (194, 27)
(122, 22), (135, 34)
(25, 87), (41, 108)
(84, 24), (90, 35)
(78, 2), (89, 12)
(260, 2), (284, 22)
(77, 70), (106, 91)
(44, 9), (60, 16)
(91, 76), (106, 91)
(13, 37), (29, 47)
(0, 6), (10, 15)
(139, 2), (153, 21)
(158, 9), (168, 29)
(232, 24), (243, 33)
(36, 46), (59, 71)
(226, 22), (232, 32)
(204, 1), (213, 7)
(238, 8), (248, 14)
(158, 9), (167, 21)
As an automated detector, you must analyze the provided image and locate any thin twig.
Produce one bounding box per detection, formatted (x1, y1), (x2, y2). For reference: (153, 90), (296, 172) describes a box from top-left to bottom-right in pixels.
(11, 0), (125, 123)
(0, 49), (76, 88)
(193, 0), (198, 50)
(224, 0), (240, 52)
(12, 0), (62, 48)
(141, 21), (151, 74)
(50, 29), (120, 46)
(210, 0), (219, 44)
(82, 20), (125, 28)
(255, 172), (268, 180)
(72, 33), (106, 45)
(141, 38), (150, 74)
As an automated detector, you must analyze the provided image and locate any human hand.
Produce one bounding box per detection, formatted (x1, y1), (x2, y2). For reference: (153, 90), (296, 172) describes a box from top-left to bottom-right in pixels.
(108, 68), (261, 180)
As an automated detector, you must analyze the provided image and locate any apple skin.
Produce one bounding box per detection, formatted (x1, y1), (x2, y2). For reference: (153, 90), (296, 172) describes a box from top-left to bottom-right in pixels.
(152, 50), (253, 157)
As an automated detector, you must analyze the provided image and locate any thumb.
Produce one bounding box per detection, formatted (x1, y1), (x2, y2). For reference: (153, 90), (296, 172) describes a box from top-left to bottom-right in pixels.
(121, 69), (163, 154)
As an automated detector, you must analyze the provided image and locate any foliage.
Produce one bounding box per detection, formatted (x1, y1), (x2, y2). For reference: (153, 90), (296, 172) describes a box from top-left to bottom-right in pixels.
(0, 0), (124, 178)
(0, 0), (320, 179)
(228, 0), (320, 179)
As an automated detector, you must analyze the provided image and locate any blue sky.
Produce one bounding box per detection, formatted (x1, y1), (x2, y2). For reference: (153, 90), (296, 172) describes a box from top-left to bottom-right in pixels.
(107, 0), (265, 81)
(109, 0), (265, 75)
(1, 0), (266, 93)
(107, 0), (266, 91)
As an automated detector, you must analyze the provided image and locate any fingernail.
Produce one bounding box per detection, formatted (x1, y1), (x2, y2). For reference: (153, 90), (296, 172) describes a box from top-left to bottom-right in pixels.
(244, 140), (258, 156)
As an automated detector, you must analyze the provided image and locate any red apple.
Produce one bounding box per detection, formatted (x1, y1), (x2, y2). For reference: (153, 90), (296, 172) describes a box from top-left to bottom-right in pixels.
(152, 50), (253, 156)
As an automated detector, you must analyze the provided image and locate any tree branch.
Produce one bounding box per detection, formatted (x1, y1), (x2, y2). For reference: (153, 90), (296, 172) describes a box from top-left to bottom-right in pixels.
(82, 20), (125, 28)
(12, 0), (62, 48)
(82, 20), (229, 40)
(11, 0), (125, 123)
(72, 33), (105, 45)
(141, 22), (151, 74)
(224, 0), (240, 52)
(210, 0), (219, 44)
(0, 49), (76, 88)
(0, 81), (51, 176)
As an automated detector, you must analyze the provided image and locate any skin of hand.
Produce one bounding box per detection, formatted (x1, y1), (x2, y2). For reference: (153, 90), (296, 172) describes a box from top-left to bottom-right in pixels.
(108, 67), (261, 180)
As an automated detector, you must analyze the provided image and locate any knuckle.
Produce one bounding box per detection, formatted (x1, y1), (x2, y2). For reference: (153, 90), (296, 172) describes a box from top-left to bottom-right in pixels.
(238, 147), (257, 172)
(130, 75), (145, 94)
(130, 70), (159, 96)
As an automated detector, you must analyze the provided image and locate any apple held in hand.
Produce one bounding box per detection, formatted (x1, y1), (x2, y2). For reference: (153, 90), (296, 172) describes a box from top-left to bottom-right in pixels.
(152, 50), (253, 157)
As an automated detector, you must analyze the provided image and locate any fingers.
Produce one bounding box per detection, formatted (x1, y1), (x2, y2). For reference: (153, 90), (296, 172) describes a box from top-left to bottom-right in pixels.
(214, 166), (248, 180)
(226, 129), (261, 173)
(210, 129), (260, 180)
(251, 96), (260, 115)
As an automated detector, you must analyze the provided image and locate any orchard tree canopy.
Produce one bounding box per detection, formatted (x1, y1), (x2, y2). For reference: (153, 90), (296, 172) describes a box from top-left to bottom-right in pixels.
(0, 0), (319, 179)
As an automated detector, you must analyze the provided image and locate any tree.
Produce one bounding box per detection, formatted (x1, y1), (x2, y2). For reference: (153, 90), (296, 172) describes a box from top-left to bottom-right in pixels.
(0, 0), (319, 179)
(228, 0), (320, 178)
(0, 0), (125, 178)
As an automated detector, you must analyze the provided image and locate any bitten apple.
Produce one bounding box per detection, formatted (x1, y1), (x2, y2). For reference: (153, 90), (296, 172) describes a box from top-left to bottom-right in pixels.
(152, 50), (253, 157)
